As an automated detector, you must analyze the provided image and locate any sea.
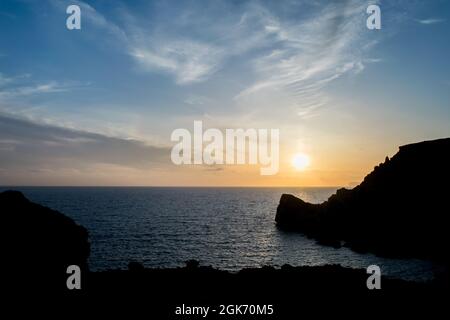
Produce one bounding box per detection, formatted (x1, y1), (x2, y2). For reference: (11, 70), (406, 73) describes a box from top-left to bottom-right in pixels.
(1, 186), (441, 282)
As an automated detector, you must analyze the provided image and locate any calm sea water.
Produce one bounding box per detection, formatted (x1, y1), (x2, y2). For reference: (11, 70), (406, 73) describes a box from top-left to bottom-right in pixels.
(2, 187), (440, 281)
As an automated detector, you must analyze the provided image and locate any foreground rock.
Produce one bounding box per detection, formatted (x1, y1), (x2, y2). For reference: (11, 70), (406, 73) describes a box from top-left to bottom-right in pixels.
(276, 138), (450, 261)
(88, 261), (443, 316)
(1, 191), (447, 316)
(1, 190), (90, 290)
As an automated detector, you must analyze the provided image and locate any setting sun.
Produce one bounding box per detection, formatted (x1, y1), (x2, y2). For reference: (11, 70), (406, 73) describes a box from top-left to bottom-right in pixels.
(292, 153), (311, 171)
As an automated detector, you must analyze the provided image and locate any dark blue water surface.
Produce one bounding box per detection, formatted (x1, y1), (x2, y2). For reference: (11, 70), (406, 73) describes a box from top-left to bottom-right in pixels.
(1, 187), (441, 281)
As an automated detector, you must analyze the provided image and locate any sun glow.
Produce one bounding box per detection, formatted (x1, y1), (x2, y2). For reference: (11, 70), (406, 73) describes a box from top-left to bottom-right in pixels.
(292, 153), (311, 171)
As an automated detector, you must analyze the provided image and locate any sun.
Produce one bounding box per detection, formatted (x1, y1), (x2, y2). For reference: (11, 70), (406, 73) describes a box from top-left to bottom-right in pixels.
(292, 153), (311, 171)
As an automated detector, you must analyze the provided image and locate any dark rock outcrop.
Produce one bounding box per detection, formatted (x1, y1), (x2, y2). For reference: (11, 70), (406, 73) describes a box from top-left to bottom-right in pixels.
(1, 190), (90, 290)
(88, 261), (445, 318)
(276, 138), (450, 261)
(1, 192), (446, 314)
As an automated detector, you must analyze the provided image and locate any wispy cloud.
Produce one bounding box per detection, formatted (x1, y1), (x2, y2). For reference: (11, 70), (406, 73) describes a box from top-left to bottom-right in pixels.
(55, 0), (293, 85)
(123, 2), (280, 84)
(0, 73), (13, 87)
(65, 0), (379, 118)
(130, 41), (225, 84)
(0, 78), (84, 100)
(416, 18), (445, 25)
(1, 82), (66, 97)
(1, 68), (87, 101)
(46, 0), (391, 122)
(184, 94), (213, 106)
(234, 0), (374, 118)
(49, 0), (127, 41)
(0, 114), (169, 171)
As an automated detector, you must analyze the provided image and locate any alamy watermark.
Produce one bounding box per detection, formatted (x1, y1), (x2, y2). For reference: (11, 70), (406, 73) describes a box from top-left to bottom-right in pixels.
(66, 4), (381, 31)
(366, 265), (381, 289)
(170, 121), (279, 175)
(366, 4), (381, 30)
(66, 5), (81, 30)
(66, 265), (81, 290)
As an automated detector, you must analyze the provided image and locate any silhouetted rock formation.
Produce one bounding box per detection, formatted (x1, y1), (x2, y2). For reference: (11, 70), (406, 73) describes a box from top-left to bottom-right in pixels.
(87, 260), (447, 319)
(1, 190), (90, 290)
(276, 138), (450, 261)
(1, 192), (446, 316)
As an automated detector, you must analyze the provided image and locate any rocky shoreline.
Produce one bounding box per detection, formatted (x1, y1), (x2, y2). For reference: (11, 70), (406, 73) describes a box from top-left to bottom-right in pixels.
(2, 189), (447, 293)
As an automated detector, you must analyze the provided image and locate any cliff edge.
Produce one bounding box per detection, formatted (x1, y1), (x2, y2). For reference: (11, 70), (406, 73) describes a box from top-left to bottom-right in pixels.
(1, 190), (90, 290)
(276, 138), (450, 261)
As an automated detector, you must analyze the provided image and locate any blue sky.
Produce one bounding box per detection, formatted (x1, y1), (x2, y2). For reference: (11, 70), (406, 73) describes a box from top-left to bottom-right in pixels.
(0, 0), (449, 186)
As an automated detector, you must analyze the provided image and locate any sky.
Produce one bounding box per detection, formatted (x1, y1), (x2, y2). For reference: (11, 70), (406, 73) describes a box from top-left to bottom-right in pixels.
(0, 0), (449, 186)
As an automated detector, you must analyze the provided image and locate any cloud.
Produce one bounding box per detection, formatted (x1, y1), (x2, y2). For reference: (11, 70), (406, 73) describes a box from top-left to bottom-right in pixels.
(0, 78), (88, 101)
(0, 73), (13, 87)
(130, 40), (225, 84)
(43, 0), (393, 124)
(234, 0), (372, 118)
(56, 0), (288, 84)
(0, 82), (68, 98)
(0, 114), (170, 172)
(416, 18), (445, 25)
(123, 2), (278, 84)
(183, 94), (213, 106)
(48, 0), (379, 100)
(49, 0), (127, 41)
(0, 69), (88, 101)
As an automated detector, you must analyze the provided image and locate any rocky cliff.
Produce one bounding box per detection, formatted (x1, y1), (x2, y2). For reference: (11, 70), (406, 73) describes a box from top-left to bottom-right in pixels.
(1, 190), (90, 290)
(276, 138), (450, 261)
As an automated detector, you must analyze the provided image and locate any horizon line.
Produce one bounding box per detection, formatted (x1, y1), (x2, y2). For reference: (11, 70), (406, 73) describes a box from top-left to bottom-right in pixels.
(0, 185), (343, 189)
